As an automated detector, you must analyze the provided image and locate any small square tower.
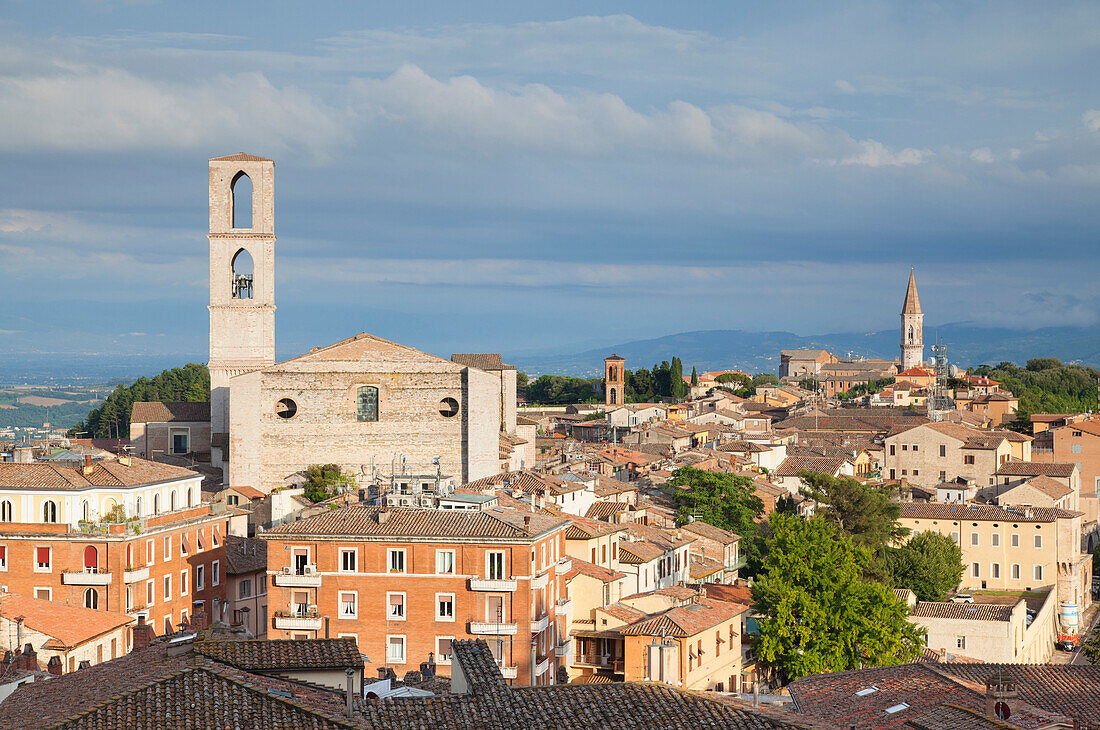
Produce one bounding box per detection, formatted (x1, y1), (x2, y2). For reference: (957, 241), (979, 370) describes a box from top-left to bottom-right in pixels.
(604, 355), (626, 407)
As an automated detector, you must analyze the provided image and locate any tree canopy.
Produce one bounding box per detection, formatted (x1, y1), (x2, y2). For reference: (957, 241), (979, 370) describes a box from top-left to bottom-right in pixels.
(751, 513), (924, 683)
(68, 363), (210, 439)
(667, 467), (763, 538)
(970, 359), (1100, 429)
(522, 375), (601, 405)
(886, 531), (965, 601)
(302, 464), (354, 503)
(798, 471), (908, 549)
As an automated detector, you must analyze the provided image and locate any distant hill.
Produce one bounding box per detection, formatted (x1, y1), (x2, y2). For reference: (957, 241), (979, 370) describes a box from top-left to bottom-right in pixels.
(512, 324), (1100, 377)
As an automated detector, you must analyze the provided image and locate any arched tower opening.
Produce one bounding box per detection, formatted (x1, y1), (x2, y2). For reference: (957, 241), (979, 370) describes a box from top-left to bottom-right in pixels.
(231, 171), (253, 229)
(232, 248), (254, 299)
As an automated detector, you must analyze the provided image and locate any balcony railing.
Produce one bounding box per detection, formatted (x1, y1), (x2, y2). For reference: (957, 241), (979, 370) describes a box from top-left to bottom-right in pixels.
(531, 614), (550, 633)
(531, 573), (549, 591)
(469, 621), (519, 636)
(557, 557), (572, 573)
(535, 657), (551, 677)
(555, 596), (572, 614)
(123, 566), (149, 583)
(498, 664), (519, 679)
(61, 570), (112, 586)
(273, 611), (323, 631)
(468, 578), (517, 592)
(575, 654), (624, 672)
(555, 638), (572, 658)
(274, 566), (322, 587)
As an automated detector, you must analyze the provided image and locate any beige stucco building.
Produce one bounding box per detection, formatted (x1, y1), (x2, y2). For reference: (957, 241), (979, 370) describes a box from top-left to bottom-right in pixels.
(884, 422), (1017, 488)
(909, 594), (1055, 665)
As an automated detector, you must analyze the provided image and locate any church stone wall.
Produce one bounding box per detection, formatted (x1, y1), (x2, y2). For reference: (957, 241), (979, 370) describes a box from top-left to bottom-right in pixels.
(463, 366), (501, 483)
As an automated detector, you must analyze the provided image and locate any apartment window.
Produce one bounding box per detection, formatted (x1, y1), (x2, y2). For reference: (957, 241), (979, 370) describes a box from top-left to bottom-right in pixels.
(890, 445), (895, 455)
(1011, 533), (1020, 547)
(901, 470), (907, 476)
(890, 469), (896, 479)
(436, 550), (455, 575)
(387, 635), (406, 663)
(487, 551), (506, 580)
(991, 533), (1000, 547)
(164, 574), (172, 601)
(913, 470), (919, 477)
(939, 471), (946, 482)
(956, 637), (966, 650)
(992, 563), (1000, 579)
(970, 533), (979, 546)
(197, 531), (205, 551)
(213, 560), (220, 586)
(939, 445), (946, 457)
(340, 549), (357, 572)
(164, 616), (173, 635)
(42, 500), (58, 523)
(147, 539), (154, 564)
(387, 592), (406, 620)
(912, 445), (919, 452)
(1011, 564), (1021, 580)
(293, 591), (309, 616)
(971, 562), (980, 578)
(84, 588), (98, 609)
(213, 527), (220, 547)
(147, 579), (155, 607)
(1034, 565), (1044, 581)
(902, 445), (908, 451)
(181, 569), (189, 596)
(436, 637), (454, 664)
(239, 578), (252, 599)
(34, 546), (51, 571)
(388, 549), (406, 574)
(1072, 444), (1083, 454)
(181, 535), (189, 556)
(964, 455), (975, 465)
(437, 593), (455, 621)
(164, 536), (172, 561)
(196, 565), (205, 591)
(34, 588), (51, 601)
(0, 500), (12, 521)
(1034, 535), (1042, 549)
(0, 545), (6, 571)
(340, 591), (358, 619)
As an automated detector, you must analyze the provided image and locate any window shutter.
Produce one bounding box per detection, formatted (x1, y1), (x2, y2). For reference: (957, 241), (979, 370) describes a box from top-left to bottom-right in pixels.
(36, 547), (49, 563)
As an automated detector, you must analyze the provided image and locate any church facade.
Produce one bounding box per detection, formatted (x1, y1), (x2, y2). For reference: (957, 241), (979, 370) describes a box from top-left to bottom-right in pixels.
(207, 154), (512, 492)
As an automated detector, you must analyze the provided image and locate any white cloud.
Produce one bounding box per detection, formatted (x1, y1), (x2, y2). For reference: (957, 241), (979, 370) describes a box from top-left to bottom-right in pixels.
(839, 140), (928, 168)
(1084, 109), (1100, 132)
(834, 79), (856, 94)
(970, 147), (996, 163)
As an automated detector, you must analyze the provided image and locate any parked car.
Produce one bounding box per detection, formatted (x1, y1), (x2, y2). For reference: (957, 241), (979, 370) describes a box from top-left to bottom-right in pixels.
(951, 594), (974, 604)
(1057, 640), (1076, 652)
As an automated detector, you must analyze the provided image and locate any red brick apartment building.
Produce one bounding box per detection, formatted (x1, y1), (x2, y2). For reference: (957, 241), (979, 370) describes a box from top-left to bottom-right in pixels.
(262, 504), (570, 686)
(0, 458), (234, 641)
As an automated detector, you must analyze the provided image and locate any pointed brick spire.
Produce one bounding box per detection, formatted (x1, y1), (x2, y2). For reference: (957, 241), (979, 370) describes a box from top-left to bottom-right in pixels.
(903, 268), (921, 315)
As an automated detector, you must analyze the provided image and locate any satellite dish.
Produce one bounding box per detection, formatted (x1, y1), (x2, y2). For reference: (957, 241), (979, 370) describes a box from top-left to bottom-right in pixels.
(949, 364), (959, 377)
(995, 701), (1011, 720)
(928, 357), (937, 366)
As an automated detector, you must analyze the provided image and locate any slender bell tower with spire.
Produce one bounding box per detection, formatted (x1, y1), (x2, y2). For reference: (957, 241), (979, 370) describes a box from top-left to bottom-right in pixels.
(900, 268), (923, 370)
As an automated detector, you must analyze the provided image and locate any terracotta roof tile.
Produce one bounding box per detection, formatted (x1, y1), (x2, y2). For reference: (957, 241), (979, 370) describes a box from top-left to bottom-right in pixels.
(194, 638), (361, 671)
(262, 504), (569, 540)
(129, 401), (210, 424)
(0, 592), (134, 648)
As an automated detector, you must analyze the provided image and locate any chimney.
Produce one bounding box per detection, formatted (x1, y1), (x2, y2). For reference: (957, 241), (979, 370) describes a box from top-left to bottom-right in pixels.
(118, 455), (132, 467)
(77, 660), (91, 671)
(82, 454), (94, 476)
(376, 508), (389, 524)
(132, 614), (156, 651)
(46, 656), (62, 676)
(345, 668), (355, 717)
(985, 674), (1019, 721)
(21, 643), (36, 671)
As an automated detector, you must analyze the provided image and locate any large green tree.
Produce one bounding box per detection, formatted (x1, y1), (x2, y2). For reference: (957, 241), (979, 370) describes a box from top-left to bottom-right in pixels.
(302, 464), (354, 503)
(970, 359), (1100, 430)
(798, 471), (909, 549)
(667, 467), (763, 538)
(752, 513), (924, 683)
(887, 531), (965, 601)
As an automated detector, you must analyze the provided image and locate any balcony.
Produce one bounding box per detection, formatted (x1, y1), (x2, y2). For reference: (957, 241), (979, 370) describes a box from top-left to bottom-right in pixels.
(531, 614), (550, 633)
(575, 653), (624, 673)
(469, 621), (519, 636)
(273, 612), (323, 631)
(468, 578), (517, 592)
(498, 664), (519, 680)
(557, 557), (572, 573)
(274, 566), (322, 587)
(535, 657), (551, 676)
(61, 569), (112, 586)
(555, 596), (572, 614)
(531, 573), (549, 590)
(555, 638), (572, 658)
(123, 566), (149, 584)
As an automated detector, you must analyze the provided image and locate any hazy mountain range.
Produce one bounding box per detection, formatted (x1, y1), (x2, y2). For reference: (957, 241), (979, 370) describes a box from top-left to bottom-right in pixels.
(511, 324), (1100, 377)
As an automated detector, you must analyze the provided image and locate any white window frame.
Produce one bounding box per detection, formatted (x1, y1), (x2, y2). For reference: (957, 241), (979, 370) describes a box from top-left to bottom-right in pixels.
(388, 549), (406, 574)
(436, 592), (455, 622)
(970, 532), (979, 546)
(164, 535), (172, 562)
(0, 544), (7, 571)
(991, 563), (1000, 579)
(387, 591), (406, 621)
(436, 635), (455, 664)
(33, 545), (51, 573)
(147, 578), (156, 607)
(386, 635), (406, 664)
(33, 587), (52, 601)
(1011, 563), (1021, 580)
(147, 538), (155, 564)
(971, 562), (980, 578)
(436, 549), (455, 575)
(1034, 534), (1042, 549)
(1011, 533), (1019, 548)
(213, 560), (220, 586)
(991, 533), (1000, 547)
(196, 564), (206, 591)
(181, 568), (189, 596)
(1034, 564), (1043, 581)
(164, 574), (172, 601)
(340, 548), (358, 573)
(339, 591), (358, 619)
(486, 550), (506, 580)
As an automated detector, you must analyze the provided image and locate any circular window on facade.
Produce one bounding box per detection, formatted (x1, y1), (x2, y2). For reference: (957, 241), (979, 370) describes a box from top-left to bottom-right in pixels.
(275, 398), (298, 419)
(439, 397), (460, 418)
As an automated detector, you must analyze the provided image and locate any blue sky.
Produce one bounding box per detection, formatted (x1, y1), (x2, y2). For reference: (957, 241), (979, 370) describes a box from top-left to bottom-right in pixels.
(1, 1), (1098, 361)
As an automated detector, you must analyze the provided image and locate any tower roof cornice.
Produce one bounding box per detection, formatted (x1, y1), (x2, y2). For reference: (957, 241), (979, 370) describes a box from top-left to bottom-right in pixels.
(903, 268), (922, 315)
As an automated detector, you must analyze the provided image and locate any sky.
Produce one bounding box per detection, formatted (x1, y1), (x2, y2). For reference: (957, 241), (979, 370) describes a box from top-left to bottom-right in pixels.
(0, 1), (1098, 362)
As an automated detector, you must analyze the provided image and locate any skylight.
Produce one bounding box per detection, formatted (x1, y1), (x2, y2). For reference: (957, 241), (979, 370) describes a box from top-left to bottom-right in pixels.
(854, 686), (878, 696)
(885, 703), (910, 714)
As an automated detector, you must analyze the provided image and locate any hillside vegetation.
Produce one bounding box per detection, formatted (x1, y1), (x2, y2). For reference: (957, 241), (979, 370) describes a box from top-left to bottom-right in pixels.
(68, 363), (210, 439)
(971, 359), (1099, 426)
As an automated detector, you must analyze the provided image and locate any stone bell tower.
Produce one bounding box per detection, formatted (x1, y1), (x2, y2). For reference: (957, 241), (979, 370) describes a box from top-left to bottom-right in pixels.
(604, 355), (625, 406)
(900, 268), (923, 371)
(208, 153), (276, 473)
